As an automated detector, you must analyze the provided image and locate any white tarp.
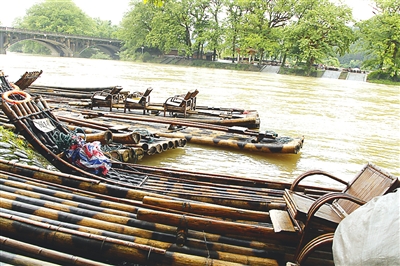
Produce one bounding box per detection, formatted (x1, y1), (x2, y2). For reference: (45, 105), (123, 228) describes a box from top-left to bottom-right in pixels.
(333, 189), (400, 266)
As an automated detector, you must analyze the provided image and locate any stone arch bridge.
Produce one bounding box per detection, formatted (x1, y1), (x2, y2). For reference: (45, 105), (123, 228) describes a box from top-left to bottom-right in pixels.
(0, 27), (123, 59)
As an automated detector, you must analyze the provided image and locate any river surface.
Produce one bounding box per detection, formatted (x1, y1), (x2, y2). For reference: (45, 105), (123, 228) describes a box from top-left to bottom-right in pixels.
(1, 53), (399, 187)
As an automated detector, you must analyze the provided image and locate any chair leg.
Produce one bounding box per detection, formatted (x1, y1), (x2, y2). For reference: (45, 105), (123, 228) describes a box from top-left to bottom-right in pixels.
(293, 233), (334, 265)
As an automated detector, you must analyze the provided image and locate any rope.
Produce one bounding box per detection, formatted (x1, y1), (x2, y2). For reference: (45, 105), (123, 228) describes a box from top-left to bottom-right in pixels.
(133, 129), (155, 143)
(203, 230), (211, 261)
(101, 143), (123, 152)
(51, 127), (85, 152)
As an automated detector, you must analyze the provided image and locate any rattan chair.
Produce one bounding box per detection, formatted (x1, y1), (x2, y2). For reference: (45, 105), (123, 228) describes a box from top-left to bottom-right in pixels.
(91, 86), (124, 111)
(124, 87), (153, 114)
(163, 89), (199, 117)
(283, 162), (399, 261)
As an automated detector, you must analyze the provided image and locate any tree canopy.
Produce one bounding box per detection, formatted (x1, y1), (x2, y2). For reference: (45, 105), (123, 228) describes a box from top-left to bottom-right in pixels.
(357, 0), (400, 78)
(117, 0), (356, 75)
(11, 0), (118, 58)
(7, 0), (399, 79)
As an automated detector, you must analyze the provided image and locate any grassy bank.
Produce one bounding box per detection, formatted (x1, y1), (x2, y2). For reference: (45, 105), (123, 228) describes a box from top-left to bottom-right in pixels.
(129, 54), (399, 85)
(0, 126), (52, 168)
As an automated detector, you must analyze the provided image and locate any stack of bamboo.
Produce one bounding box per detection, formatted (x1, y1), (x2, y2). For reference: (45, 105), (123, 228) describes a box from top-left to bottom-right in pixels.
(0, 159), (335, 265)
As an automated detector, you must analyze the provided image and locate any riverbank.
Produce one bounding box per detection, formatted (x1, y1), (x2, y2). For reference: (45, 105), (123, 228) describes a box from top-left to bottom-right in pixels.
(131, 55), (399, 85)
(0, 126), (54, 170)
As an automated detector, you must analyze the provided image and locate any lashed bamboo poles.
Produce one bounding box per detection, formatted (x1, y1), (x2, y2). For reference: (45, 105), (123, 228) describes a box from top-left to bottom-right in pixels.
(0, 163), (333, 265)
(0, 236), (110, 266)
(0, 209), (276, 266)
(143, 196), (271, 222)
(0, 158), (287, 211)
(59, 109), (304, 154)
(0, 158), (282, 214)
(80, 109), (265, 139)
(137, 208), (297, 243)
(0, 167), (288, 244)
(120, 162), (340, 194)
(3, 177), (284, 261)
(58, 111), (186, 157)
(0, 213), (171, 265)
(0, 250), (59, 266)
(0, 168), (290, 251)
(14, 70), (43, 90)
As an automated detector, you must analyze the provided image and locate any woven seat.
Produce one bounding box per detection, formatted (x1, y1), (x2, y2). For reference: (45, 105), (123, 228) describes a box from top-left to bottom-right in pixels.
(91, 86), (124, 111)
(124, 87), (153, 114)
(163, 89), (199, 117)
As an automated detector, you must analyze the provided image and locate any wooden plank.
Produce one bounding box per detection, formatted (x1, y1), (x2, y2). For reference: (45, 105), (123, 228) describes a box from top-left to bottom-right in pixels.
(270, 209), (296, 233)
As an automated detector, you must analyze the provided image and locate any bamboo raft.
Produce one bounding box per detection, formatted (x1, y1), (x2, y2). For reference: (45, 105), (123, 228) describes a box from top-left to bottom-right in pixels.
(24, 83), (261, 129)
(1, 94), (399, 265)
(0, 88), (333, 265)
(0, 158), (340, 266)
(3, 72), (397, 265)
(53, 108), (304, 155)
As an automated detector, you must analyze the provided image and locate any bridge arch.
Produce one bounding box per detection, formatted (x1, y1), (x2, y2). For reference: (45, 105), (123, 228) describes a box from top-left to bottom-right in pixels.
(0, 27), (122, 59)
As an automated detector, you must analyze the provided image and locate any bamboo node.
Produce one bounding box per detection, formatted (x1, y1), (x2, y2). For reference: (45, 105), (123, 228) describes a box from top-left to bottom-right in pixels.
(176, 227), (188, 247)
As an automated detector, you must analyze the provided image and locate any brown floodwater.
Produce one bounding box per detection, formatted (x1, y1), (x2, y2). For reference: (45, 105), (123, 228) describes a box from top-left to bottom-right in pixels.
(1, 53), (399, 187)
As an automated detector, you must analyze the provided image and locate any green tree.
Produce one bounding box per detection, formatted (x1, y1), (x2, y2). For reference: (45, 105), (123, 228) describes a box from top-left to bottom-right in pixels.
(17, 0), (96, 35)
(224, 0), (244, 63)
(206, 0), (224, 61)
(117, 1), (158, 58)
(92, 18), (119, 39)
(357, 0), (400, 78)
(11, 0), (118, 58)
(147, 1), (191, 55)
(288, 0), (355, 75)
(238, 0), (296, 65)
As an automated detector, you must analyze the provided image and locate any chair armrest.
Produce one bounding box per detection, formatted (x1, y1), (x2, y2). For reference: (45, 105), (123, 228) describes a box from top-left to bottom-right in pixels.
(127, 91), (144, 98)
(293, 193), (366, 260)
(293, 232), (334, 265)
(305, 192), (366, 228)
(290, 170), (348, 191)
(164, 95), (186, 104)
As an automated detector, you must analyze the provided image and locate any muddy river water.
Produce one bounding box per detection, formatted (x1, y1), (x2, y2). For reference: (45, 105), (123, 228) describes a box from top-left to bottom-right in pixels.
(1, 53), (399, 187)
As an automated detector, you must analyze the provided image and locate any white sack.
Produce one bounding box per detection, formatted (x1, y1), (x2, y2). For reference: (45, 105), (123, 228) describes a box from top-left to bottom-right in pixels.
(333, 189), (400, 266)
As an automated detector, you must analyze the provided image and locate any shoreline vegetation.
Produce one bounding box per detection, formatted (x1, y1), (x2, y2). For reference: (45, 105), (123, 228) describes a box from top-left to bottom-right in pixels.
(128, 55), (399, 85)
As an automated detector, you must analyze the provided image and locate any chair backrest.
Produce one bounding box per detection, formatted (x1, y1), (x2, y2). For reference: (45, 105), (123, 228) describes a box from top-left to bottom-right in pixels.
(337, 163), (399, 214)
(182, 91), (193, 101)
(139, 87), (153, 104)
(110, 86), (123, 95)
(190, 89), (199, 99)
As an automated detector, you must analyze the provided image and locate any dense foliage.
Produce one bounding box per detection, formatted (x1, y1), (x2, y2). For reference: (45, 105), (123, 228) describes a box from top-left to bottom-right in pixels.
(11, 0), (117, 58)
(6, 0), (399, 81)
(357, 0), (399, 80)
(117, 0), (356, 75)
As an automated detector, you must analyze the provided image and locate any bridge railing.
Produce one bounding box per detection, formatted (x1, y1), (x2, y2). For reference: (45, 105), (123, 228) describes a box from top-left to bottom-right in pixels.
(0, 26), (122, 43)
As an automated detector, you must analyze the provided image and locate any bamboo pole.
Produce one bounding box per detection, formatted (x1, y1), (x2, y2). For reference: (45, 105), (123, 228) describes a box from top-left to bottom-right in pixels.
(112, 131), (141, 144)
(79, 109), (265, 139)
(0, 250), (58, 266)
(81, 130), (113, 144)
(1, 206), (286, 261)
(0, 212), (274, 266)
(143, 196), (271, 222)
(137, 208), (298, 243)
(0, 213), (169, 265)
(0, 236), (111, 266)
